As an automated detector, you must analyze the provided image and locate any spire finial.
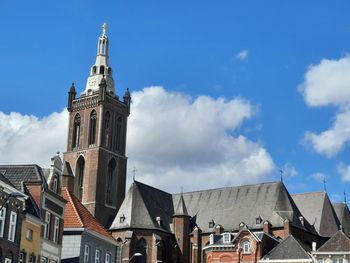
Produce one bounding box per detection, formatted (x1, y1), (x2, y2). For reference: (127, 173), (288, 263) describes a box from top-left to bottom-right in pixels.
(132, 167), (137, 181)
(102, 23), (107, 35)
(323, 176), (327, 192)
(344, 190), (347, 204)
(280, 168), (283, 182)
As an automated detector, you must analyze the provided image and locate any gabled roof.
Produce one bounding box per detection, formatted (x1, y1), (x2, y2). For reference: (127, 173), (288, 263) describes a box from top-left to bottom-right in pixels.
(262, 235), (311, 260)
(0, 164), (47, 190)
(62, 187), (114, 241)
(333, 202), (350, 237)
(110, 181), (174, 232)
(316, 230), (350, 252)
(292, 192), (340, 237)
(174, 181), (308, 232)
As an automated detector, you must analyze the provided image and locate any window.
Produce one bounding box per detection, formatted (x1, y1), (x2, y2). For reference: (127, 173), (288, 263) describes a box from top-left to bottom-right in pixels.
(256, 216), (262, 224)
(93, 66), (97, 74)
(95, 249), (100, 263)
(76, 156), (85, 200)
(4, 259), (12, 263)
(223, 233), (231, 243)
(106, 158), (116, 205)
(26, 229), (33, 240)
(19, 252), (26, 263)
(41, 257), (47, 263)
(0, 207), (6, 237)
(242, 240), (251, 254)
(44, 212), (51, 239)
(89, 110), (97, 145)
(135, 238), (147, 263)
(29, 255), (36, 263)
(116, 117), (123, 152)
(103, 112), (110, 148)
(8, 211), (17, 242)
(105, 253), (111, 263)
(209, 234), (214, 245)
(99, 65), (105, 74)
(84, 245), (90, 263)
(53, 175), (58, 193)
(53, 217), (60, 243)
(72, 114), (81, 149)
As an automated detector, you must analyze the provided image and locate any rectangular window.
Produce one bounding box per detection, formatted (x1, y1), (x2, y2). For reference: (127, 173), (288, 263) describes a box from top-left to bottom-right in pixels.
(53, 217), (60, 243)
(223, 233), (231, 243)
(19, 252), (27, 263)
(53, 177), (58, 193)
(29, 255), (36, 263)
(0, 207), (6, 237)
(8, 211), (17, 242)
(41, 257), (47, 263)
(105, 253), (111, 263)
(44, 212), (51, 239)
(95, 249), (100, 263)
(84, 245), (90, 263)
(26, 228), (33, 240)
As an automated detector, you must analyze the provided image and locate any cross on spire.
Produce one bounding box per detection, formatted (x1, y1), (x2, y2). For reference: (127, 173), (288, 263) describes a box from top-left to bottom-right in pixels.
(323, 176), (327, 192)
(280, 168), (283, 182)
(344, 190), (347, 204)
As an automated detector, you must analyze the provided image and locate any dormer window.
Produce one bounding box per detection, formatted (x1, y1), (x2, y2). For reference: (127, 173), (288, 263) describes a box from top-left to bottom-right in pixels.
(119, 214), (125, 223)
(223, 233), (231, 243)
(256, 216), (262, 224)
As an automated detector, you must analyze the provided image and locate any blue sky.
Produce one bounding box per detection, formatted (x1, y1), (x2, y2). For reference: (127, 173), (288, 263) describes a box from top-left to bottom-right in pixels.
(1, 1), (350, 199)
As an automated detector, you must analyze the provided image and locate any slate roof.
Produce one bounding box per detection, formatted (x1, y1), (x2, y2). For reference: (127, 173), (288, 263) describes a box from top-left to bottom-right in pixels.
(317, 230), (350, 251)
(62, 187), (115, 241)
(110, 181), (174, 232)
(0, 165), (47, 190)
(333, 203), (350, 237)
(111, 181), (309, 233)
(292, 192), (340, 237)
(174, 181), (309, 232)
(262, 235), (311, 260)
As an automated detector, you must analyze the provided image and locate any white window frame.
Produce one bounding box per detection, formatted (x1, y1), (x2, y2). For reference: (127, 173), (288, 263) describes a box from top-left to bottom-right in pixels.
(84, 245), (90, 263)
(41, 257), (47, 263)
(26, 228), (33, 240)
(223, 233), (231, 243)
(0, 207), (6, 237)
(8, 211), (17, 242)
(242, 240), (251, 254)
(19, 252), (25, 263)
(95, 249), (100, 263)
(53, 216), (60, 243)
(209, 234), (214, 245)
(105, 253), (111, 263)
(44, 212), (51, 239)
(4, 259), (12, 263)
(29, 255), (36, 263)
(53, 177), (58, 193)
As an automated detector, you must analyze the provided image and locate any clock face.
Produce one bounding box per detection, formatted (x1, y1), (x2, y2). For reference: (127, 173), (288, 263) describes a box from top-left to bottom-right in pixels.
(89, 78), (96, 86)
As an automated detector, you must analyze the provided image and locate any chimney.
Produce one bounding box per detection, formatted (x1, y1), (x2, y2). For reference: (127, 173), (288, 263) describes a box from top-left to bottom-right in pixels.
(263, 220), (271, 234)
(215, 224), (223, 235)
(283, 218), (290, 237)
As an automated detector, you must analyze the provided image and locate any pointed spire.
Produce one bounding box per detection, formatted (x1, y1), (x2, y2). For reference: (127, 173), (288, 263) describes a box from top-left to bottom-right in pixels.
(174, 192), (189, 217)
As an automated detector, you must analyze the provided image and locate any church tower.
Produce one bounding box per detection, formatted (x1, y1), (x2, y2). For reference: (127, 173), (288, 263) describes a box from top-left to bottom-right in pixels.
(63, 23), (131, 227)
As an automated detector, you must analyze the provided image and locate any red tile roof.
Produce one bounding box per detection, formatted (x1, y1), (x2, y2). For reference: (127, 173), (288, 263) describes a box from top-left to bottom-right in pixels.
(62, 187), (115, 241)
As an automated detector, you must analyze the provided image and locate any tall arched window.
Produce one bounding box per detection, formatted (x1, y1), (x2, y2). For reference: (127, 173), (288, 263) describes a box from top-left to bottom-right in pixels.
(99, 65), (105, 74)
(103, 111), (111, 148)
(106, 158), (116, 205)
(72, 114), (81, 149)
(92, 66), (97, 74)
(116, 117), (123, 152)
(135, 238), (147, 263)
(88, 110), (97, 146)
(76, 157), (85, 200)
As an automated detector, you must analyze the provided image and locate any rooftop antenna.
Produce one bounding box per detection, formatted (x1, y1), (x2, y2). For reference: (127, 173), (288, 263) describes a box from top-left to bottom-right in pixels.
(280, 168), (283, 182)
(132, 167), (137, 181)
(323, 176), (327, 192)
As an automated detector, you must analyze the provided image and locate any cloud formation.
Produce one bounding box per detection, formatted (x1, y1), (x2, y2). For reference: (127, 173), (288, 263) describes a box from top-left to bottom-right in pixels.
(0, 87), (275, 192)
(300, 55), (350, 157)
(337, 162), (350, 181)
(236, 49), (249, 61)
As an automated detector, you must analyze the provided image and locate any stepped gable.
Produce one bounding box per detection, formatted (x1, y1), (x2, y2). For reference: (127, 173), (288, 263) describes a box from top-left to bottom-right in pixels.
(173, 181), (309, 232)
(0, 164), (48, 190)
(262, 235), (311, 260)
(333, 202), (350, 237)
(62, 187), (114, 241)
(292, 192), (340, 237)
(317, 230), (350, 251)
(110, 181), (174, 232)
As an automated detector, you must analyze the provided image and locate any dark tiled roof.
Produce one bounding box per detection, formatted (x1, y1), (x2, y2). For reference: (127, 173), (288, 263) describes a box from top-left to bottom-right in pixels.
(0, 165), (47, 190)
(110, 181), (174, 232)
(263, 235), (311, 260)
(62, 188), (115, 241)
(317, 230), (350, 251)
(174, 181), (309, 232)
(333, 203), (350, 237)
(174, 193), (189, 217)
(292, 192), (340, 237)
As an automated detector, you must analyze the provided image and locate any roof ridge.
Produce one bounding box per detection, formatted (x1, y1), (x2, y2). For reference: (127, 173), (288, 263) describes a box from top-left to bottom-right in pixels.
(63, 188), (84, 227)
(175, 181), (282, 195)
(134, 180), (172, 196)
(292, 191), (326, 196)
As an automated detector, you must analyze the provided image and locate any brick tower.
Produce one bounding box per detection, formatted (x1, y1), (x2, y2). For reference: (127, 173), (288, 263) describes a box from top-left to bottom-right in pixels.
(62, 23), (131, 228)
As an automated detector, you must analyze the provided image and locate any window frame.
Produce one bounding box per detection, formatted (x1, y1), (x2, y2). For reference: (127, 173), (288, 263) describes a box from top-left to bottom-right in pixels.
(95, 249), (100, 263)
(44, 212), (51, 239)
(0, 207), (6, 238)
(53, 216), (60, 243)
(84, 245), (90, 263)
(8, 211), (17, 242)
(242, 239), (251, 254)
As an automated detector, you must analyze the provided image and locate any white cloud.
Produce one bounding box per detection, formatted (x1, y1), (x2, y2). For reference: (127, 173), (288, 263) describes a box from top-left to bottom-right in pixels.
(0, 87), (275, 192)
(281, 163), (298, 178)
(311, 172), (327, 183)
(236, 49), (249, 61)
(127, 87), (275, 191)
(0, 110), (68, 167)
(337, 162), (350, 181)
(300, 55), (350, 157)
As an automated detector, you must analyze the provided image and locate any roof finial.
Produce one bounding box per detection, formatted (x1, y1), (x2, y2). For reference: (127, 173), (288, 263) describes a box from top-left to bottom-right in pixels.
(323, 176), (327, 192)
(344, 190), (347, 204)
(280, 168), (283, 182)
(102, 23), (107, 35)
(132, 167), (137, 181)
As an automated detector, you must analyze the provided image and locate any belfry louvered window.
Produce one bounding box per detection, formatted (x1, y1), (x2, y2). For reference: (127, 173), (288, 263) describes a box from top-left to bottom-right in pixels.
(89, 110), (97, 146)
(72, 113), (81, 149)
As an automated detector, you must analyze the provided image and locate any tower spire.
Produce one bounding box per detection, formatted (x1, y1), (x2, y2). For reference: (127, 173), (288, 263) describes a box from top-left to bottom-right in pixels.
(83, 23), (115, 97)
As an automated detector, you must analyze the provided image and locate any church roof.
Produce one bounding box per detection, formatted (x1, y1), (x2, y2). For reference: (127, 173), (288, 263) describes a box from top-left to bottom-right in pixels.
(111, 181), (310, 233)
(316, 230), (350, 252)
(62, 187), (115, 241)
(292, 192), (340, 237)
(109, 181), (174, 232)
(0, 164), (47, 190)
(174, 193), (189, 217)
(262, 235), (311, 260)
(333, 202), (350, 237)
